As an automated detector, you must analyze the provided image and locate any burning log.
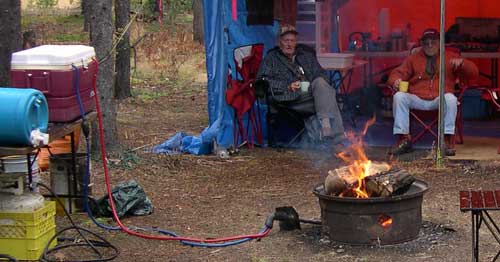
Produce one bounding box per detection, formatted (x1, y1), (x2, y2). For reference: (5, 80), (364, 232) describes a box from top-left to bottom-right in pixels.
(365, 169), (415, 197)
(324, 163), (415, 197)
(324, 162), (391, 196)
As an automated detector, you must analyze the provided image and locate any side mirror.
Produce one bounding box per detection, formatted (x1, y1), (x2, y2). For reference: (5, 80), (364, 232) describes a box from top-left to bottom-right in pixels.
(254, 79), (269, 98)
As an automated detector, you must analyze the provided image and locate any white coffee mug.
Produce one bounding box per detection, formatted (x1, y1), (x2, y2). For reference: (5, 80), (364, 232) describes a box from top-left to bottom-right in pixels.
(300, 81), (310, 93)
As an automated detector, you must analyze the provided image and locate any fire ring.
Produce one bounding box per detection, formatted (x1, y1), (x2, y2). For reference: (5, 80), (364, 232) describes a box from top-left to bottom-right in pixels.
(313, 179), (429, 245)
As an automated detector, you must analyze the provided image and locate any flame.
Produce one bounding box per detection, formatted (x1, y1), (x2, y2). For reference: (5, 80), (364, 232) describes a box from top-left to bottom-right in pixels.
(378, 215), (393, 228)
(336, 115), (390, 198)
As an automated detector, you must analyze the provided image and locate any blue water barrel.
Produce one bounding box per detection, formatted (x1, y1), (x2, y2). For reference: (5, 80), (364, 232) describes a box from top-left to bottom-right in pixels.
(0, 87), (48, 146)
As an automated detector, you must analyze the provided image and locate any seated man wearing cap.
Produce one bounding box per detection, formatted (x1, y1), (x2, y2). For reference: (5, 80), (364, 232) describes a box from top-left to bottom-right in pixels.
(256, 24), (346, 149)
(388, 28), (478, 156)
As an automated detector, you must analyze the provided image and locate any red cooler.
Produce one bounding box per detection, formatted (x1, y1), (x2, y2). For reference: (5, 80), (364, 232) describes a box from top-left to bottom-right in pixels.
(10, 45), (97, 122)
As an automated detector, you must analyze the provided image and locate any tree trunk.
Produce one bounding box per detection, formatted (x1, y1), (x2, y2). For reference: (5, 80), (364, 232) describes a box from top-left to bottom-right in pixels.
(192, 0), (204, 44)
(82, 0), (91, 32)
(0, 0), (21, 86)
(114, 0), (131, 99)
(89, 0), (119, 155)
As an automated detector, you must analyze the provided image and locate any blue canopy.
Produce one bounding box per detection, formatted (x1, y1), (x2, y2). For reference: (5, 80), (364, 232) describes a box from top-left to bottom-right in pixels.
(153, 0), (277, 155)
(202, 0), (278, 149)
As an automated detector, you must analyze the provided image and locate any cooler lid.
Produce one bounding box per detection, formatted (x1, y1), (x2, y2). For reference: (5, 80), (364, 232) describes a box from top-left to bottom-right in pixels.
(11, 45), (96, 70)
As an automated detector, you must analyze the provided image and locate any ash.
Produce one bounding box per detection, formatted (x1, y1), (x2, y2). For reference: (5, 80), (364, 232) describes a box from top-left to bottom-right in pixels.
(301, 220), (456, 253)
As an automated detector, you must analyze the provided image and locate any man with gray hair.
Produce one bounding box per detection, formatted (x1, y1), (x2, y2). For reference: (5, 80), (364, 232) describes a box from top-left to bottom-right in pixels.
(257, 24), (346, 150)
(388, 28), (478, 156)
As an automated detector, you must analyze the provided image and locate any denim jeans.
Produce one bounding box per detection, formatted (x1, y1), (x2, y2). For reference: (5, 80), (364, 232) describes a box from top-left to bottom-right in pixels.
(392, 92), (457, 135)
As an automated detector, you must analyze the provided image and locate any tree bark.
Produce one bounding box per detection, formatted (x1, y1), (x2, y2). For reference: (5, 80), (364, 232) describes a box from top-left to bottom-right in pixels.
(0, 0), (21, 86)
(192, 0), (204, 44)
(82, 0), (91, 32)
(114, 0), (131, 99)
(89, 0), (119, 154)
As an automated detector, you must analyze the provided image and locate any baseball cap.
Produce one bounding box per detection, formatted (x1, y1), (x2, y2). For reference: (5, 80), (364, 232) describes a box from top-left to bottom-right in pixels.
(421, 28), (439, 41)
(280, 24), (298, 37)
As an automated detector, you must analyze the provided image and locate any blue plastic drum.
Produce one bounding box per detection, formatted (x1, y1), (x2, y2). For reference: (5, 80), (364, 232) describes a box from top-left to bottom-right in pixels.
(0, 88), (48, 146)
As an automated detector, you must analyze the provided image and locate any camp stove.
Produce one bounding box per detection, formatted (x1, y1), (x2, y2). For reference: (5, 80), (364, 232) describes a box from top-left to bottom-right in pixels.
(313, 179), (429, 245)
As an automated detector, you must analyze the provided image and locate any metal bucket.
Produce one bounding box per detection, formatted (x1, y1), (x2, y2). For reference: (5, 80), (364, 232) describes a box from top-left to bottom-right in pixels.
(313, 179), (429, 245)
(49, 153), (91, 213)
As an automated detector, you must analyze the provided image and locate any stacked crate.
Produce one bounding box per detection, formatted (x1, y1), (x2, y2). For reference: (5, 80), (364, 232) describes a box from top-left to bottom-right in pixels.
(0, 201), (57, 260)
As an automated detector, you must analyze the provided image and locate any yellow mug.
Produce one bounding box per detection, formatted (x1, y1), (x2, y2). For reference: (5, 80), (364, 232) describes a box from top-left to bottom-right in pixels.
(399, 81), (409, 92)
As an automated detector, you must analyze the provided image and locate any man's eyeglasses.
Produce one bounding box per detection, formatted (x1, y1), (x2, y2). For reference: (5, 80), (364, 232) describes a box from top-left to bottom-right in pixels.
(421, 39), (439, 47)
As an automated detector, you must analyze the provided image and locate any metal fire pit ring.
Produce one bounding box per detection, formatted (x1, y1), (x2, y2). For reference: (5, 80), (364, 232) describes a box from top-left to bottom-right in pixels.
(313, 179), (429, 245)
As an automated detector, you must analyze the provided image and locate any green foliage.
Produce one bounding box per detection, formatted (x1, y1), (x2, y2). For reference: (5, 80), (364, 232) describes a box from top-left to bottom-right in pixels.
(131, 0), (193, 25)
(53, 33), (86, 43)
(28, 0), (59, 8)
(54, 15), (83, 25)
(131, 87), (168, 102)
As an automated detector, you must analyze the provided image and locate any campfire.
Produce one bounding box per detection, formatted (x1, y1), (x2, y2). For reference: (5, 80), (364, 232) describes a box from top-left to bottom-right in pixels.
(313, 117), (429, 245)
(325, 116), (415, 198)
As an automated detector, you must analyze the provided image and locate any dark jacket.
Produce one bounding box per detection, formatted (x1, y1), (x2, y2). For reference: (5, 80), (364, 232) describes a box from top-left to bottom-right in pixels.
(257, 44), (328, 102)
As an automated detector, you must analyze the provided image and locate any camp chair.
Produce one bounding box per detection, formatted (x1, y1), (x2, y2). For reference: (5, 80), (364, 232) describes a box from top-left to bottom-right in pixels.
(377, 46), (468, 147)
(464, 84), (500, 153)
(254, 79), (308, 147)
(378, 83), (466, 146)
(225, 44), (264, 148)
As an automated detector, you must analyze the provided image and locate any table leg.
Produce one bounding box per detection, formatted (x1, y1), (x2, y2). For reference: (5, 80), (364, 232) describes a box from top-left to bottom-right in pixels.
(473, 211), (480, 262)
(369, 57), (373, 88)
(492, 58), (498, 89)
(70, 132), (77, 214)
(363, 61), (368, 89)
(26, 153), (32, 190)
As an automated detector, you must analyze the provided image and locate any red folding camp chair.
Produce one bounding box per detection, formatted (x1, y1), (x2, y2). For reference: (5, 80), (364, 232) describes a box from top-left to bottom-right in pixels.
(465, 84), (500, 153)
(225, 44), (264, 148)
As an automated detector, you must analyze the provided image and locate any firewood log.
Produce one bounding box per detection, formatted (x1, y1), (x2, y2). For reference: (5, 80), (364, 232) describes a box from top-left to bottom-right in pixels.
(364, 169), (415, 197)
(324, 162), (391, 196)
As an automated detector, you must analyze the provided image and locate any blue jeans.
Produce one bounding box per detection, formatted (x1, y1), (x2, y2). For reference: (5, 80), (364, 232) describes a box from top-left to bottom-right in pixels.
(392, 92), (457, 135)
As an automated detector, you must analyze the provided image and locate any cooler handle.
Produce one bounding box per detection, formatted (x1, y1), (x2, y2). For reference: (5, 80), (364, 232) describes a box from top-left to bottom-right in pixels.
(25, 72), (50, 94)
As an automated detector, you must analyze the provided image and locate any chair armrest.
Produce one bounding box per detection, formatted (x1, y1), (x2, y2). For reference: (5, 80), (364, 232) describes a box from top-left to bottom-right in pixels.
(376, 83), (397, 96)
(254, 79), (269, 99)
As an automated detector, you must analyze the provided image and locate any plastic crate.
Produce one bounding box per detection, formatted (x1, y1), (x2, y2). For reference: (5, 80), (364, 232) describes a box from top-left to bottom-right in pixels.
(0, 201), (57, 260)
(0, 227), (57, 261)
(0, 201), (56, 238)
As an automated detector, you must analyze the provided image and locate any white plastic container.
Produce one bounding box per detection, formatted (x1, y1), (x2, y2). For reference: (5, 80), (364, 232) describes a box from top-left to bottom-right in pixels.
(317, 53), (354, 69)
(0, 155), (39, 173)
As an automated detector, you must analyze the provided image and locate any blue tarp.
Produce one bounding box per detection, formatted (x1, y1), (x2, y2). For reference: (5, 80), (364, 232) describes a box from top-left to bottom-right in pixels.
(204, 0), (278, 148)
(154, 0), (278, 155)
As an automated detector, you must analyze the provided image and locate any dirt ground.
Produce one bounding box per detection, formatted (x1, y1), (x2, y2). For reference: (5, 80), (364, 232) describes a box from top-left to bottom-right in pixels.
(26, 14), (500, 262)
(47, 82), (500, 262)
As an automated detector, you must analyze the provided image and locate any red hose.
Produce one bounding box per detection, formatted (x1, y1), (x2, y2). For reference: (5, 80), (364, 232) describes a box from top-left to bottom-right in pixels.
(91, 59), (271, 242)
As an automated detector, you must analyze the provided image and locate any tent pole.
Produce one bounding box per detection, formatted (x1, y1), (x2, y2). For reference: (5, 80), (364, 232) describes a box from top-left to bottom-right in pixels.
(437, 0), (446, 167)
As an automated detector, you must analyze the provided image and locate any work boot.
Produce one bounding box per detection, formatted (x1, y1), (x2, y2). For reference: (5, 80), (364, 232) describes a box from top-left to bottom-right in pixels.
(320, 126), (334, 140)
(389, 134), (412, 155)
(445, 134), (456, 156)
